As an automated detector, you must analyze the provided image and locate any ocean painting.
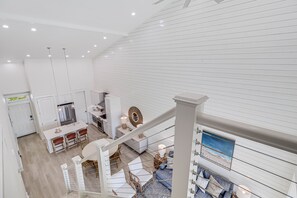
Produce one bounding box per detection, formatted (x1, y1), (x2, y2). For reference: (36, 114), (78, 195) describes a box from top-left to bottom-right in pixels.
(201, 131), (235, 169)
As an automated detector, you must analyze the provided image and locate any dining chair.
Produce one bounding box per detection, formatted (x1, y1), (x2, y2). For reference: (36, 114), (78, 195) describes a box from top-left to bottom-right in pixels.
(51, 137), (66, 153)
(110, 145), (122, 168)
(80, 141), (89, 150)
(93, 161), (99, 178)
(65, 132), (78, 149)
(128, 157), (153, 192)
(79, 154), (95, 176)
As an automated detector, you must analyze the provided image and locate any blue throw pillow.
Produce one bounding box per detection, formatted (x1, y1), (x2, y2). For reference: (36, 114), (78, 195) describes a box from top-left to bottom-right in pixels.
(223, 191), (232, 198)
(168, 151), (174, 158)
(159, 163), (167, 170)
(203, 170), (211, 179)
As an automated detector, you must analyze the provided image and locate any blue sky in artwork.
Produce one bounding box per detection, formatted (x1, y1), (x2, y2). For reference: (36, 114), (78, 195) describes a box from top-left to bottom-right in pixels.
(202, 131), (235, 157)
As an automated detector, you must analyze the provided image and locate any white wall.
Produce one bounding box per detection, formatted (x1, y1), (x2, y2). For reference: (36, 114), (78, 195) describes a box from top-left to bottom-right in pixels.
(0, 62), (29, 94)
(93, 0), (297, 197)
(287, 169), (297, 198)
(24, 59), (94, 97)
(0, 92), (27, 198)
(24, 58), (95, 132)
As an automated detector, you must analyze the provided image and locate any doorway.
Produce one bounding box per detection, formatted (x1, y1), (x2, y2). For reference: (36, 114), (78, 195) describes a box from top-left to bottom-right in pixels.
(5, 93), (36, 138)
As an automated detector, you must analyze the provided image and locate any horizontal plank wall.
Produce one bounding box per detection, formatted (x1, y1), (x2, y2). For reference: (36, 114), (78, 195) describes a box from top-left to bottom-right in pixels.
(93, 0), (297, 197)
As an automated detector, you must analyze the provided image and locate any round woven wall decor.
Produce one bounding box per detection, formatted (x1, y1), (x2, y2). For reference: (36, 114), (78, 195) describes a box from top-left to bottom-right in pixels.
(128, 106), (143, 127)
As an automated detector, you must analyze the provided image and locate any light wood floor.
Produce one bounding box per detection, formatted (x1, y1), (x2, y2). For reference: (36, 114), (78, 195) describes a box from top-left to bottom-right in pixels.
(18, 125), (154, 198)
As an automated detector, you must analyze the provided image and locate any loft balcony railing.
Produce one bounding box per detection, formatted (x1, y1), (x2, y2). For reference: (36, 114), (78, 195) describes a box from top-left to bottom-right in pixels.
(60, 93), (297, 198)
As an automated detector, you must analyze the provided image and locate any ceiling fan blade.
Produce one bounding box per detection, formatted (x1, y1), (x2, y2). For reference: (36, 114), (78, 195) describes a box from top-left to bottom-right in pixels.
(154, 0), (166, 5)
(183, 0), (192, 8)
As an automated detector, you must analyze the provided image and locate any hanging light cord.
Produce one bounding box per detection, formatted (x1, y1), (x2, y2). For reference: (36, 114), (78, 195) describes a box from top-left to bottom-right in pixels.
(48, 47), (59, 98)
(63, 48), (75, 107)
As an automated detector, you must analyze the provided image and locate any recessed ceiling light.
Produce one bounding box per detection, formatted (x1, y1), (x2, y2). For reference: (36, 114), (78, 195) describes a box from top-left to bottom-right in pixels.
(66, 55), (69, 58)
(94, 44), (97, 48)
(31, 28), (37, 32)
(48, 54), (52, 58)
(103, 36), (107, 40)
(87, 50), (91, 53)
(81, 55), (85, 58)
(7, 60), (11, 63)
(131, 12), (136, 16)
(2, 24), (9, 29)
(26, 54), (31, 57)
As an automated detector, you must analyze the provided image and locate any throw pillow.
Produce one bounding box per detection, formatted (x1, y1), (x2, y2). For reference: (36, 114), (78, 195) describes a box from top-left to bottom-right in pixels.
(203, 169), (211, 179)
(196, 171), (209, 193)
(166, 156), (174, 169)
(213, 175), (232, 192)
(223, 191), (232, 198)
(168, 150), (174, 158)
(159, 163), (167, 170)
(206, 175), (224, 198)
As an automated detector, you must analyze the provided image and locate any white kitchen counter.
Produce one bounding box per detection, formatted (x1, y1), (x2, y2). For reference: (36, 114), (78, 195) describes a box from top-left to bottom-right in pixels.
(89, 110), (102, 118)
(43, 121), (88, 153)
(88, 105), (104, 118)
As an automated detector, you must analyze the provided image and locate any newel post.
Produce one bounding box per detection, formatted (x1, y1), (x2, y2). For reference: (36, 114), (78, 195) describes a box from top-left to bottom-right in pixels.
(72, 155), (85, 191)
(95, 142), (111, 197)
(171, 93), (208, 198)
(60, 163), (71, 193)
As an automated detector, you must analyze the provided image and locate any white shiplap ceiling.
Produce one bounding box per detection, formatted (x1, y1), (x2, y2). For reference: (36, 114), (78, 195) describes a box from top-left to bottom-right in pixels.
(0, 0), (175, 62)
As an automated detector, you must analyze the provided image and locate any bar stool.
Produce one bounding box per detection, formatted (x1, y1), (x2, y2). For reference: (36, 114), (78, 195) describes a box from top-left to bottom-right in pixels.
(78, 128), (88, 144)
(52, 137), (66, 153)
(65, 132), (78, 149)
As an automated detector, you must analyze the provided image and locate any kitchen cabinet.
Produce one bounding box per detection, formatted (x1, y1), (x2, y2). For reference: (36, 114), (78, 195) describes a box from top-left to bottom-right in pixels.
(116, 127), (148, 154)
(73, 91), (88, 124)
(91, 90), (104, 105)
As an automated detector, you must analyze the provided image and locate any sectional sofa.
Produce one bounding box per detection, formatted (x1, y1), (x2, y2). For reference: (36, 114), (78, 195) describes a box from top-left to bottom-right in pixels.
(155, 164), (234, 198)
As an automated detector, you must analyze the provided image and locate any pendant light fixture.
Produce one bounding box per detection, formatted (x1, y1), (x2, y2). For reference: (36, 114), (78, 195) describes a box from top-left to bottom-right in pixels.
(47, 47), (61, 111)
(63, 48), (75, 109)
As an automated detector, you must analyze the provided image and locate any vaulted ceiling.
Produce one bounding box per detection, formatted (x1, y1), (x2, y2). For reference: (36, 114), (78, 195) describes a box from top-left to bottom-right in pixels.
(0, 0), (175, 62)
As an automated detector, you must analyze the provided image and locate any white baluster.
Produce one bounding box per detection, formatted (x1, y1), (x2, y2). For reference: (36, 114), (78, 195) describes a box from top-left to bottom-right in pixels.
(60, 163), (71, 193)
(72, 155), (85, 191)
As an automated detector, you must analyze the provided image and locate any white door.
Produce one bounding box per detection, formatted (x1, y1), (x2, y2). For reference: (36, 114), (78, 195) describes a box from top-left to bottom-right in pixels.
(36, 96), (59, 131)
(73, 91), (88, 123)
(8, 103), (36, 137)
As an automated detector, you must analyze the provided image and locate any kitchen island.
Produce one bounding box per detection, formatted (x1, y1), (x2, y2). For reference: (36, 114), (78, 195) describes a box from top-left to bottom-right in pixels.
(43, 121), (88, 153)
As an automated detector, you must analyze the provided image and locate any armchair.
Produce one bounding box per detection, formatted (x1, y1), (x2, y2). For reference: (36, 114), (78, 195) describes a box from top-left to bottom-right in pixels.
(128, 157), (153, 192)
(108, 169), (136, 198)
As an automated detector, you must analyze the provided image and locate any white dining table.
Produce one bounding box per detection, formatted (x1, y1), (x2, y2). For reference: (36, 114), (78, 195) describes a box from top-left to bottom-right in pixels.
(82, 138), (118, 161)
(43, 121), (88, 153)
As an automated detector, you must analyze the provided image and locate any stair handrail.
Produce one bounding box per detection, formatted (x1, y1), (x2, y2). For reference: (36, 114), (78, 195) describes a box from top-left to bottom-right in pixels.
(196, 112), (297, 155)
(102, 107), (176, 152)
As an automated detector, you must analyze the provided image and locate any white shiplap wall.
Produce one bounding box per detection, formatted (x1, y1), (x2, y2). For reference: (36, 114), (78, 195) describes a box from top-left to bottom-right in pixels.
(93, 0), (297, 197)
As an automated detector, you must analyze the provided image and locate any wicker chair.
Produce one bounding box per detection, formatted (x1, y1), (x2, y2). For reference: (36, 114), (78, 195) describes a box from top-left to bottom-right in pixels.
(110, 145), (122, 168)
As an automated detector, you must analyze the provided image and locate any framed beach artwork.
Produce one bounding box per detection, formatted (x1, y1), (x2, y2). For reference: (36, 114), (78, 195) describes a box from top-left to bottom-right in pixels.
(201, 131), (235, 170)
